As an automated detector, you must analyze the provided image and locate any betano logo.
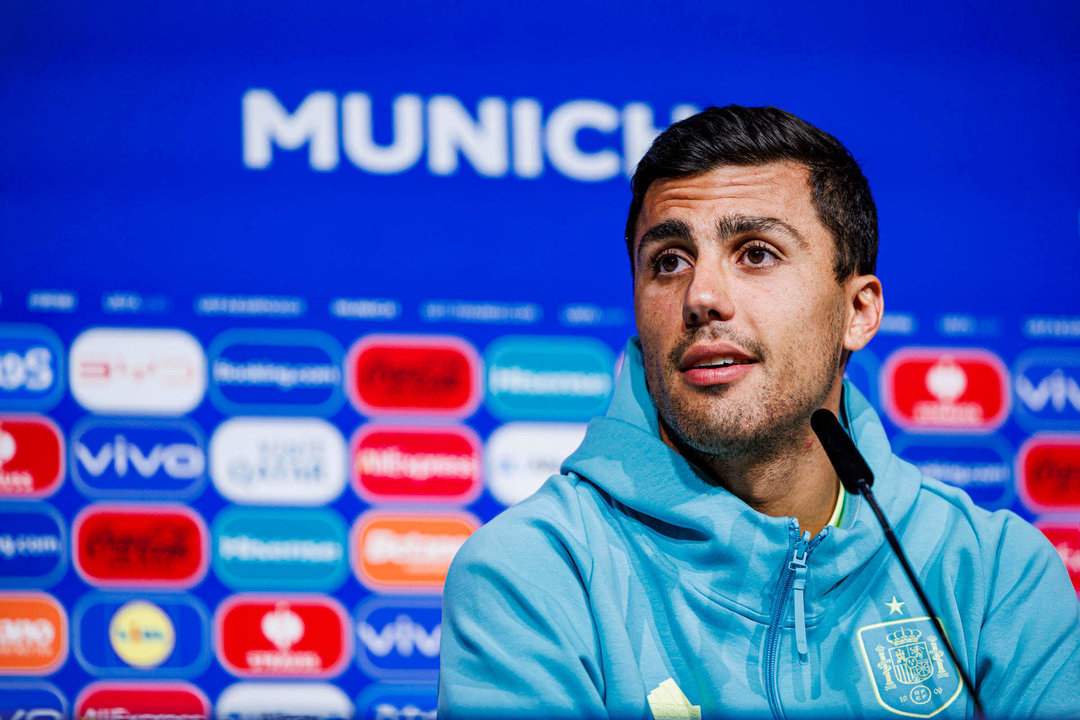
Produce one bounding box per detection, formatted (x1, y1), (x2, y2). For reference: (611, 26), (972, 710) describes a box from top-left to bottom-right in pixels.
(0, 504), (66, 587)
(0, 416), (64, 498)
(1036, 522), (1080, 595)
(242, 89), (696, 182)
(75, 682), (210, 720)
(352, 511), (478, 592)
(215, 682), (353, 720)
(0, 593), (67, 675)
(882, 348), (1009, 432)
(209, 417), (346, 506)
(69, 328), (207, 415)
(348, 335), (482, 417)
(355, 597), (441, 680)
(73, 504), (209, 588)
(215, 596), (351, 679)
(485, 422), (587, 506)
(351, 425), (481, 504)
(71, 419), (206, 499)
(0, 323), (65, 411)
(1017, 434), (1080, 513)
(1014, 350), (1080, 430)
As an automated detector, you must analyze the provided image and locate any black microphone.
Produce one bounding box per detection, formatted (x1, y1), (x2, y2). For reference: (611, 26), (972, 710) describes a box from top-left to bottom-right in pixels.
(810, 408), (985, 719)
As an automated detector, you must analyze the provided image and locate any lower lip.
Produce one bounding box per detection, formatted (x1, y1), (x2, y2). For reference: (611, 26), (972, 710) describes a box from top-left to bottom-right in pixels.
(682, 362), (756, 386)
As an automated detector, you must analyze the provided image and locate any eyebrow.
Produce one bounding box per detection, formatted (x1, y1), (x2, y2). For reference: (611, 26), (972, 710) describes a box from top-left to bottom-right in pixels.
(635, 213), (808, 266)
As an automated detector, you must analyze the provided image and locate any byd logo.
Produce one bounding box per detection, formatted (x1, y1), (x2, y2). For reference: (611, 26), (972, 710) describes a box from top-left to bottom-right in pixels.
(347, 335), (481, 417)
(0, 593), (67, 675)
(883, 348), (1009, 431)
(71, 419), (206, 498)
(0, 416), (64, 498)
(352, 511), (478, 592)
(73, 504), (208, 588)
(351, 425), (481, 504)
(1017, 435), (1080, 513)
(75, 682), (209, 720)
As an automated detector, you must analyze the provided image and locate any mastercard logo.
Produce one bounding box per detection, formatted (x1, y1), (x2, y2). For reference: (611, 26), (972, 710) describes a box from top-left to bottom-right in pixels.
(75, 681), (210, 720)
(1017, 434), (1080, 513)
(347, 335), (482, 417)
(0, 592), (68, 674)
(352, 511), (479, 592)
(351, 425), (482, 504)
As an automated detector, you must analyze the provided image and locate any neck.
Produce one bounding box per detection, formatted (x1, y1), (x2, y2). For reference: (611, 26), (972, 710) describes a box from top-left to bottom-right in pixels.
(660, 417), (841, 537)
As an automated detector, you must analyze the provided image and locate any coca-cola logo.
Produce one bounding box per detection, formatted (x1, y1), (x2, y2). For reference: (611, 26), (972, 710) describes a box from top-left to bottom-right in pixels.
(1017, 435), (1080, 513)
(351, 425), (481, 504)
(73, 504), (208, 587)
(883, 348), (1009, 431)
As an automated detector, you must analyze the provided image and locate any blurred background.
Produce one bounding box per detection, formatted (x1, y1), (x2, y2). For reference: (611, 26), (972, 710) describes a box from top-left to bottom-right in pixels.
(1, 1), (1078, 717)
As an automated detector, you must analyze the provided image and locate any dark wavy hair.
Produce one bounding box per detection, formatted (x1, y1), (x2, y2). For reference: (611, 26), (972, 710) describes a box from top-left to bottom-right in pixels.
(625, 105), (878, 282)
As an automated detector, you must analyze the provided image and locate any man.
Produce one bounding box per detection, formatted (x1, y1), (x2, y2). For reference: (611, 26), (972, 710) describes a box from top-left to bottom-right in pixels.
(438, 106), (1080, 719)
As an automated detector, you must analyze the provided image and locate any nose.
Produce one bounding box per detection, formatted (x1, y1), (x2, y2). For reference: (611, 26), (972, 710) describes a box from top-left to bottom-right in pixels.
(683, 261), (735, 326)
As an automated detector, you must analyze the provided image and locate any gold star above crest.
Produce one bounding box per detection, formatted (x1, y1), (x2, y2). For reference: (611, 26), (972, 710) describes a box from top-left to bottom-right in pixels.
(885, 596), (906, 615)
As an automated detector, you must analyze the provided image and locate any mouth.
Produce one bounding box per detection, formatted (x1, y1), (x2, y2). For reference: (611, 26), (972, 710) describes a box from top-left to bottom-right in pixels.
(678, 343), (759, 386)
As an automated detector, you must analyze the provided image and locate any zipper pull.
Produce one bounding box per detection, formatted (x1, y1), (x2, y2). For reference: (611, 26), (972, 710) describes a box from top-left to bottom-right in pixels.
(789, 530), (811, 660)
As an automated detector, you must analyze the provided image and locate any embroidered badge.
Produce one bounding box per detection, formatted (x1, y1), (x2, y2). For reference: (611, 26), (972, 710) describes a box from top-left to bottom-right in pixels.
(648, 678), (701, 720)
(857, 616), (962, 717)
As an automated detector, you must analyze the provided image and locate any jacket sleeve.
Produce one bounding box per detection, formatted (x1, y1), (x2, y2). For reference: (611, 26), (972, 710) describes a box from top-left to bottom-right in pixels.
(977, 514), (1080, 719)
(437, 516), (607, 720)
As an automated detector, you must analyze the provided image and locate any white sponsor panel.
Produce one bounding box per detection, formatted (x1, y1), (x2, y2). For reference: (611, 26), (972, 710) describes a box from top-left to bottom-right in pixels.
(485, 422), (587, 506)
(210, 418), (346, 505)
(69, 328), (206, 415)
(214, 682), (353, 719)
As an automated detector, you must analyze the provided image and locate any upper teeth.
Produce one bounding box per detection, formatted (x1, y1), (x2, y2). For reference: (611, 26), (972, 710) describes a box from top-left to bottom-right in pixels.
(700, 357), (735, 368)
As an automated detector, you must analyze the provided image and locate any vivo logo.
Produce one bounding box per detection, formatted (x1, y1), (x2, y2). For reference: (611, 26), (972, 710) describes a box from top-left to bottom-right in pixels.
(76, 437), (202, 477)
(358, 615), (440, 658)
(0, 683), (66, 720)
(354, 598), (440, 680)
(1014, 350), (1080, 431)
(71, 420), (206, 499)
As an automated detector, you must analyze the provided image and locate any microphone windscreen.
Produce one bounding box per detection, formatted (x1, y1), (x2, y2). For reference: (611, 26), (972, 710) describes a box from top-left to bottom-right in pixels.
(810, 408), (874, 493)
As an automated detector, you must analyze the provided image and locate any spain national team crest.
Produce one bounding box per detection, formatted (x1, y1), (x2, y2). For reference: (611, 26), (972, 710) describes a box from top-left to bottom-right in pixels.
(857, 617), (962, 717)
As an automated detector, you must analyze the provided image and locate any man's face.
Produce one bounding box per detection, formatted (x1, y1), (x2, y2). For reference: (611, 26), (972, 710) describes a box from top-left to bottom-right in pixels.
(632, 161), (854, 460)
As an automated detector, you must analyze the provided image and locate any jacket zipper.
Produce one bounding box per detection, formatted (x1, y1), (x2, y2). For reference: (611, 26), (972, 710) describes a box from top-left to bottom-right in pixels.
(764, 530), (812, 720)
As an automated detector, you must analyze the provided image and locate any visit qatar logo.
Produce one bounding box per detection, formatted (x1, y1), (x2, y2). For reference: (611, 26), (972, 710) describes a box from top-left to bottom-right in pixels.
(883, 348), (1009, 432)
(215, 595), (351, 678)
(1017, 434), (1080, 513)
(351, 425), (482, 504)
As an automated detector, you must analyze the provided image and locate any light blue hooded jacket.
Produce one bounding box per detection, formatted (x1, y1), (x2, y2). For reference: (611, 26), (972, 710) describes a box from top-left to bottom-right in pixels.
(439, 339), (1080, 719)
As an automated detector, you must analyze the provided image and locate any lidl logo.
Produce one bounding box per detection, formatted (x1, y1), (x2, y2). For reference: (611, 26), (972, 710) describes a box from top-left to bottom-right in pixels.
(0, 593), (67, 675)
(216, 682), (353, 720)
(354, 597), (440, 680)
(209, 418), (346, 506)
(70, 419), (206, 499)
(75, 682), (209, 720)
(347, 335), (481, 417)
(883, 348), (1009, 432)
(208, 329), (345, 415)
(484, 336), (614, 420)
(355, 684), (437, 720)
(352, 511), (478, 592)
(69, 328), (207, 415)
(1036, 522), (1080, 594)
(1017, 434), (1080, 513)
(0, 503), (66, 587)
(0, 416), (64, 498)
(212, 508), (348, 591)
(892, 436), (1013, 509)
(0, 681), (67, 720)
(351, 425), (481, 504)
(73, 504), (208, 588)
(485, 422), (587, 506)
(0, 324), (65, 411)
(215, 595), (351, 678)
(72, 594), (209, 676)
(1014, 349), (1080, 431)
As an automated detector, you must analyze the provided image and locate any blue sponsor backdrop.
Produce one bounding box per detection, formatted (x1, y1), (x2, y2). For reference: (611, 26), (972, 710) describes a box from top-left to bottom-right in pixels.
(1, 0), (1079, 714)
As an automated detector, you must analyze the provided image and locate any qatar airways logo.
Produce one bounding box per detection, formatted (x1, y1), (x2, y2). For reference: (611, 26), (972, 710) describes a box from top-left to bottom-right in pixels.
(242, 89), (697, 182)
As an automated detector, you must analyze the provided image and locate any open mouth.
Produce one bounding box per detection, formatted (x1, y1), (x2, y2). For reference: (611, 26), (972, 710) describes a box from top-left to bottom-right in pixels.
(691, 357), (756, 369)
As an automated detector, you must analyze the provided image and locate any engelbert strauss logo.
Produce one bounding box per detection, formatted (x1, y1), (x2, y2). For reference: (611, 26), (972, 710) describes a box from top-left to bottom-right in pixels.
(857, 617), (961, 717)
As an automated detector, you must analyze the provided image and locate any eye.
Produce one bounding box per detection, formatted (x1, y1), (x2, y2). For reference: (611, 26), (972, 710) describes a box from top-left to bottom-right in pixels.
(653, 251), (690, 275)
(740, 242), (780, 267)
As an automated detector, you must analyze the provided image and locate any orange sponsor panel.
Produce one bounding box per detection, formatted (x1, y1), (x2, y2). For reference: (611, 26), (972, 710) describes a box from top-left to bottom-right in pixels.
(0, 592), (67, 674)
(353, 511), (479, 592)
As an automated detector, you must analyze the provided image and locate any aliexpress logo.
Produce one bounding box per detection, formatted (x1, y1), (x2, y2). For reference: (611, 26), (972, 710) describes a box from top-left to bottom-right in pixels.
(0, 592), (68, 674)
(352, 511), (478, 592)
(73, 504), (208, 588)
(214, 595), (350, 678)
(347, 335), (481, 417)
(1035, 522), (1080, 594)
(883, 348), (1009, 432)
(1018, 435), (1080, 513)
(0, 415), (64, 498)
(75, 681), (210, 720)
(351, 425), (482, 504)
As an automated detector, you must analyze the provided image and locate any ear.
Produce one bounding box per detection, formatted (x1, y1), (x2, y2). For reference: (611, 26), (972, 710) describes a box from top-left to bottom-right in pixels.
(843, 274), (883, 352)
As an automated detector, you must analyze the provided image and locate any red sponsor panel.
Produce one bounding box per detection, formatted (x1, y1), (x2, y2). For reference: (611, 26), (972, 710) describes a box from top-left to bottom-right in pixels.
(75, 681), (210, 719)
(1035, 522), (1080, 595)
(351, 424), (482, 504)
(352, 510), (479, 592)
(0, 592), (67, 674)
(882, 348), (1009, 432)
(0, 415), (64, 497)
(1018, 435), (1080, 512)
(214, 595), (350, 678)
(347, 335), (481, 417)
(73, 503), (208, 588)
